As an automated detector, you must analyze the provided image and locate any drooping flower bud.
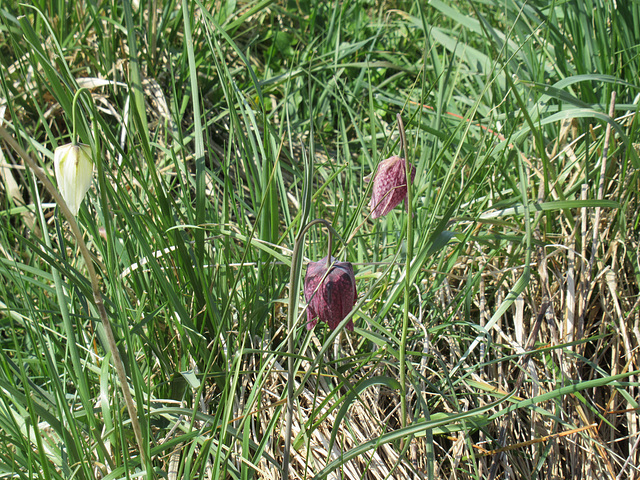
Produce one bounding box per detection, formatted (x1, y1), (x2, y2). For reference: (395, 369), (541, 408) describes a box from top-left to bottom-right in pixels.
(367, 155), (416, 219)
(53, 143), (94, 216)
(304, 255), (357, 331)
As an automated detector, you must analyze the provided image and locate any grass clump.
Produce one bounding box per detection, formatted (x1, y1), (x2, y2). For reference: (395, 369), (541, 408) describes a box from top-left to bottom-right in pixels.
(1, 0), (639, 478)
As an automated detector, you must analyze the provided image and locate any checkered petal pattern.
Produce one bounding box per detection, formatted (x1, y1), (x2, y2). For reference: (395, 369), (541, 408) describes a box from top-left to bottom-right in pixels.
(304, 256), (357, 331)
(368, 155), (416, 219)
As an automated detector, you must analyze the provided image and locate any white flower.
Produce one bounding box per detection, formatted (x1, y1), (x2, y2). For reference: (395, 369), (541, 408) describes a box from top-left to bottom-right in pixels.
(53, 143), (94, 216)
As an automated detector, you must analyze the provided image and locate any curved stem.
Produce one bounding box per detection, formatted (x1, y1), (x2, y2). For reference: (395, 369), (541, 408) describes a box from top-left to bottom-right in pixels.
(282, 218), (343, 479)
(325, 222), (334, 268)
(70, 87), (92, 145)
(0, 125), (148, 469)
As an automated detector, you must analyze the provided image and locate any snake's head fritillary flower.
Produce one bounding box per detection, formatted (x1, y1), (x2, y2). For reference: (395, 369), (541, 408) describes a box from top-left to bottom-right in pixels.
(54, 143), (94, 216)
(304, 256), (357, 331)
(367, 155), (416, 219)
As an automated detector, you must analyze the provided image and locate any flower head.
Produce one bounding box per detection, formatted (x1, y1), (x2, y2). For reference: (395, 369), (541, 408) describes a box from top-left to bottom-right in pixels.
(367, 155), (416, 219)
(54, 143), (94, 216)
(304, 255), (357, 331)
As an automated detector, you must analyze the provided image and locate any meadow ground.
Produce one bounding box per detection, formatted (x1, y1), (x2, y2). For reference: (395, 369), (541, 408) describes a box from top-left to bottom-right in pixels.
(1, 1), (640, 478)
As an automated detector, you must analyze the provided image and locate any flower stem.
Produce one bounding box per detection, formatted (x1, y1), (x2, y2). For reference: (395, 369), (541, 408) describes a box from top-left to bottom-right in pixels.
(398, 113), (413, 436)
(0, 124), (149, 469)
(70, 87), (94, 145)
(325, 224), (334, 268)
(283, 218), (343, 479)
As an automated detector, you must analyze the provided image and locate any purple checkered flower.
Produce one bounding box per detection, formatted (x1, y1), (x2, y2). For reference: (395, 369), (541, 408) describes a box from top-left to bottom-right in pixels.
(368, 155), (416, 219)
(304, 256), (357, 331)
